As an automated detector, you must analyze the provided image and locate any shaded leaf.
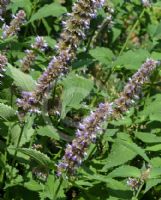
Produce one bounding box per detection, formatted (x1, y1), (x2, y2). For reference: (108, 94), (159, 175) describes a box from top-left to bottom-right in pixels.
(6, 64), (36, 91)
(0, 103), (15, 120)
(37, 125), (60, 141)
(17, 148), (54, 169)
(108, 165), (141, 178)
(114, 49), (150, 70)
(144, 179), (161, 194)
(135, 132), (161, 143)
(61, 73), (93, 118)
(101, 139), (137, 171)
(89, 47), (114, 65)
(118, 139), (150, 163)
(30, 3), (67, 22)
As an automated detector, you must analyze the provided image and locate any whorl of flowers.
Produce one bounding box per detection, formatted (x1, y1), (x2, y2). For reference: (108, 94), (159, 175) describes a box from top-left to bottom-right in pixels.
(141, 0), (151, 7)
(0, 0), (10, 20)
(113, 59), (158, 116)
(17, 0), (105, 113)
(2, 10), (26, 39)
(0, 53), (7, 78)
(21, 36), (48, 73)
(57, 58), (159, 176)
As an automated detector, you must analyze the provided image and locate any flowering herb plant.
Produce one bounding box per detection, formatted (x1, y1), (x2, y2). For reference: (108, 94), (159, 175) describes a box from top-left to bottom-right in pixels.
(0, 0), (161, 199)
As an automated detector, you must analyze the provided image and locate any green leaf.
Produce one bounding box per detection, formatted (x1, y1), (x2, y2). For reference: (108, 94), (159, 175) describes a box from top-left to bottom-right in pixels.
(108, 165), (141, 178)
(146, 144), (161, 151)
(118, 139), (150, 163)
(101, 139), (137, 171)
(17, 148), (54, 169)
(86, 174), (129, 191)
(149, 168), (161, 179)
(151, 157), (161, 167)
(43, 36), (56, 48)
(37, 125), (60, 141)
(154, 21), (161, 39)
(144, 179), (161, 194)
(61, 73), (93, 118)
(114, 49), (150, 70)
(6, 64), (36, 91)
(8, 0), (32, 16)
(30, 3), (67, 22)
(135, 132), (161, 143)
(89, 47), (114, 66)
(75, 180), (93, 187)
(139, 94), (161, 122)
(24, 180), (43, 191)
(151, 51), (161, 60)
(39, 175), (66, 199)
(0, 103), (15, 120)
(9, 116), (35, 147)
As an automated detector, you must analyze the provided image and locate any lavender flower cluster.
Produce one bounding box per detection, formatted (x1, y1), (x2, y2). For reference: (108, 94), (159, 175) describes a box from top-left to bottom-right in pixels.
(2, 10), (26, 39)
(17, 0), (105, 113)
(21, 36), (48, 73)
(57, 102), (113, 176)
(113, 58), (158, 116)
(57, 58), (159, 176)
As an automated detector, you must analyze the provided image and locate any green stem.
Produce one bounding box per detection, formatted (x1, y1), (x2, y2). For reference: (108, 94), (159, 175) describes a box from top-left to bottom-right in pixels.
(91, 17), (111, 48)
(86, 29), (95, 53)
(54, 178), (63, 200)
(119, 8), (145, 56)
(10, 123), (25, 179)
(135, 181), (144, 199)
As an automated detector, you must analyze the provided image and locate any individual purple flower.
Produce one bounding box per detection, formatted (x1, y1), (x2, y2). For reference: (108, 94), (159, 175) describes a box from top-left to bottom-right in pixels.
(2, 10), (26, 39)
(17, 0), (106, 113)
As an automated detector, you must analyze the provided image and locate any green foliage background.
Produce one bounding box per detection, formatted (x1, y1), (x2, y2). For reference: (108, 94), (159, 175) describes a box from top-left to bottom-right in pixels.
(0, 0), (161, 199)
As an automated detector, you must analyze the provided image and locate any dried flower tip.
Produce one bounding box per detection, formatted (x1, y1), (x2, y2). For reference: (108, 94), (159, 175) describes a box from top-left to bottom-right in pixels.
(141, 0), (151, 7)
(0, 0), (9, 17)
(31, 36), (48, 51)
(2, 10), (26, 39)
(127, 177), (140, 190)
(0, 54), (7, 77)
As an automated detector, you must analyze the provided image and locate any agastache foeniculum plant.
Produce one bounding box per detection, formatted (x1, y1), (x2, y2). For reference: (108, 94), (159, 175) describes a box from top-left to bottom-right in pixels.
(57, 58), (159, 176)
(17, 0), (106, 114)
(1, 0), (161, 198)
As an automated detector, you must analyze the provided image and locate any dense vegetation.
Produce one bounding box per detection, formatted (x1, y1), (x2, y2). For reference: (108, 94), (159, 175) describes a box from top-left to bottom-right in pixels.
(0, 0), (161, 199)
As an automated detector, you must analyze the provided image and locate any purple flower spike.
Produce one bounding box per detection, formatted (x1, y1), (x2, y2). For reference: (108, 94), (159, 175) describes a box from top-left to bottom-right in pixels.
(2, 10), (26, 39)
(17, 0), (106, 113)
(57, 102), (113, 176)
(114, 59), (159, 115)
(57, 58), (159, 177)
(21, 36), (48, 73)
